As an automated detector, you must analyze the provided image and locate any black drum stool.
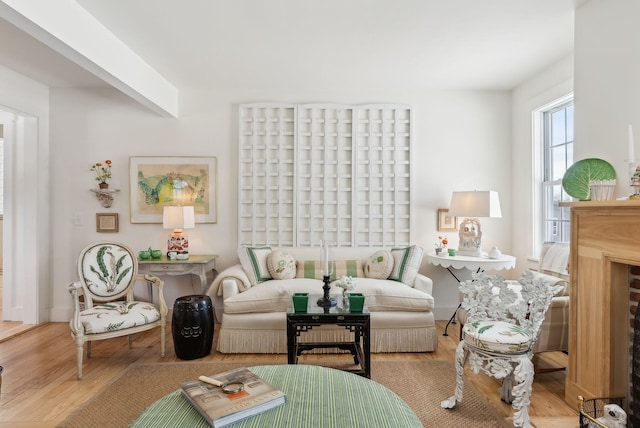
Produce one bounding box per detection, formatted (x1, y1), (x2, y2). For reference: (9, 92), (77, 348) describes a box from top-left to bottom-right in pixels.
(172, 295), (214, 360)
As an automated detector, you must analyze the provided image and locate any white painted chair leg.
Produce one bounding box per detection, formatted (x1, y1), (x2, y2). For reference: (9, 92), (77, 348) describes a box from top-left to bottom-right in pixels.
(499, 371), (515, 404)
(510, 357), (535, 428)
(75, 339), (84, 380)
(441, 341), (468, 409)
(160, 323), (166, 357)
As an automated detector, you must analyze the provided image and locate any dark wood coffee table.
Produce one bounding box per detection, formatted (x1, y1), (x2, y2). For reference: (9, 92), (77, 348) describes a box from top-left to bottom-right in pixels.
(286, 294), (371, 378)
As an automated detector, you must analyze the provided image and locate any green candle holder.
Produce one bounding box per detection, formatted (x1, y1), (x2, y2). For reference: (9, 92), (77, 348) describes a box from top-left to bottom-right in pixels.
(348, 293), (365, 313)
(292, 293), (309, 313)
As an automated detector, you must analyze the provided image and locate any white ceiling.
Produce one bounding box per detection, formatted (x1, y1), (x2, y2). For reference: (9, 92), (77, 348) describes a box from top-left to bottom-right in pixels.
(0, 0), (575, 92)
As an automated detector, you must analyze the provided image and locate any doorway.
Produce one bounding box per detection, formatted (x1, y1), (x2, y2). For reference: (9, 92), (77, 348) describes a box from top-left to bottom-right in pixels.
(0, 110), (44, 333)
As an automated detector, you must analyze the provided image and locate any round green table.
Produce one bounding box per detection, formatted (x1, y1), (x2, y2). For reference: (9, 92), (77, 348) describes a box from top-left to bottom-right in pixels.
(130, 364), (422, 427)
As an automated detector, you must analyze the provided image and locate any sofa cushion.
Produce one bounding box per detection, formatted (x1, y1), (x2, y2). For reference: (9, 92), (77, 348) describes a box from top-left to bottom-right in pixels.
(364, 250), (394, 279)
(540, 242), (569, 277)
(224, 279), (322, 313)
(388, 245), (423, 285)
(237, 246), (273, 285)
(223, 277), (434, 314)
(296, 260), (364, 281)
(267, 250), (297, 280)
(354, 278), (434, 312)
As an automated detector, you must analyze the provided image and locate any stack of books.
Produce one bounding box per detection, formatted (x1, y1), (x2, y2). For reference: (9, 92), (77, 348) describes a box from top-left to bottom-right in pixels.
(180, 367), (287, 427)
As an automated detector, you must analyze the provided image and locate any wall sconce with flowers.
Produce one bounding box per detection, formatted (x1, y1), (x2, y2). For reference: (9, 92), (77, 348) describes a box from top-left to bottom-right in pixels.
(89, 159), (120, 208)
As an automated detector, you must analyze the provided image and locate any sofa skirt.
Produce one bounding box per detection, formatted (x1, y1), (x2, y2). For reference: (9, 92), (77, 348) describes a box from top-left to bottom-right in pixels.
(216, 311), (438, 354)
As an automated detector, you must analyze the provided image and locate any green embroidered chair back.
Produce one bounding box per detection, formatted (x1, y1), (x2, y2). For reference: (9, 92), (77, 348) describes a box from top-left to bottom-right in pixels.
(78, 242), (137, 306)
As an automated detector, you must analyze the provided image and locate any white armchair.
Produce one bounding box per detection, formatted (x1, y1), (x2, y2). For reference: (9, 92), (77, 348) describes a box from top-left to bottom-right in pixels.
(68, 242), (168, 380)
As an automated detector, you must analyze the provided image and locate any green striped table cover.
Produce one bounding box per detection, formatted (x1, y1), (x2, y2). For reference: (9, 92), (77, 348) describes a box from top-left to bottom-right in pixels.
(130, 364), (423, 428)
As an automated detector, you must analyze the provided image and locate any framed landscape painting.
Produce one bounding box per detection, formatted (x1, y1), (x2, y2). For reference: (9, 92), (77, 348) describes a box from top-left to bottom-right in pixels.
(129, 156), (217, 223)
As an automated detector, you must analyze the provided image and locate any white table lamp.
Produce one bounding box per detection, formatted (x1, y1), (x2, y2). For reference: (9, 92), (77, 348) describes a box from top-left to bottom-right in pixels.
(163, 206), (195, 258)
(448, 191), (501, 257)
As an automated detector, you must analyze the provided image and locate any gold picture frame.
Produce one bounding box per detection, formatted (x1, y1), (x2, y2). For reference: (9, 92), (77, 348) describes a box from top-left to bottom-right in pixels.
(438, 208), (458, 232)
(96, 213), (119, 233)
(129, 156), (217, 224)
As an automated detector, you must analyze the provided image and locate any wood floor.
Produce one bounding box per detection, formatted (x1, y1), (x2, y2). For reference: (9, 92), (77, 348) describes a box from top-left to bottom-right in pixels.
(0, 320), (579, 427)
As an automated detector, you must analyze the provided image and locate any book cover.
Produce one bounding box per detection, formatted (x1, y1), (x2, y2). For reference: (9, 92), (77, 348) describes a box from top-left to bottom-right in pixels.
(180, 367), (287, 427)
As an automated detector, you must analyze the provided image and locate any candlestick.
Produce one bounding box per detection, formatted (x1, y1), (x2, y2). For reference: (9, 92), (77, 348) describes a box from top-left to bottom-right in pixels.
(629, 124), (635, 162)
(323, 241), (329, 274)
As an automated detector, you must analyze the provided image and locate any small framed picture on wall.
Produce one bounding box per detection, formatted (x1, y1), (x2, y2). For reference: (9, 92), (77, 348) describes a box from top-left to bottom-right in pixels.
(96, 213), (119, 233)
(437, 208), (457, 232)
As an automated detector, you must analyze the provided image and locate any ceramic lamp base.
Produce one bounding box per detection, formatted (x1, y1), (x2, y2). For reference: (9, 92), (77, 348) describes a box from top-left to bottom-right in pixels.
(168, 232), (189, 256)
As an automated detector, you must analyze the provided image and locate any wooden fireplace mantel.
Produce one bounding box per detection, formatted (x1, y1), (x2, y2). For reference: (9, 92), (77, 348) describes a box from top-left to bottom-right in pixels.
(563, 200), (640, 407)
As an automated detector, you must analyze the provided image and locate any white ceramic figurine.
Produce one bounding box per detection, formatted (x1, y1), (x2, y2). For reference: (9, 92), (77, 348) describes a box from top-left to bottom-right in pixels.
(588, 404), (627, 428)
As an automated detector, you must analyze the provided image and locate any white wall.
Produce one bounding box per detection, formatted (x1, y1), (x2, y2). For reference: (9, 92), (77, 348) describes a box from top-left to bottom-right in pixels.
(574, 0), (640, 187)
(510, 56), (574, 271)
(48, 85), (512, 321)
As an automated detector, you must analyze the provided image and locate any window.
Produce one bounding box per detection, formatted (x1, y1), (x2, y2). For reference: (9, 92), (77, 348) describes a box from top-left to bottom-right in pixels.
(540, 98), (573, 247)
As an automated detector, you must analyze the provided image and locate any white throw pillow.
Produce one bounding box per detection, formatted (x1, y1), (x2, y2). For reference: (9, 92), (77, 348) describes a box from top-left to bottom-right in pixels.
(237, 246), (273, 285)
(388, 245), (424, 286)
(364, 250), (394, 279)
(267, 250), (297, 280)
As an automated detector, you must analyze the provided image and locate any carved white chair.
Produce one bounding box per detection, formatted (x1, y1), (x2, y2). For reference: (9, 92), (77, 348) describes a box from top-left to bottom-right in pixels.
(441, 271), (556, 428)
(68, 242), (168, 380)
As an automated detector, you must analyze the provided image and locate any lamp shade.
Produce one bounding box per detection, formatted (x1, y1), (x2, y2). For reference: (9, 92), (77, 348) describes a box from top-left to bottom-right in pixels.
(448, 191), (502, 218)
(163, 206), (195, 230)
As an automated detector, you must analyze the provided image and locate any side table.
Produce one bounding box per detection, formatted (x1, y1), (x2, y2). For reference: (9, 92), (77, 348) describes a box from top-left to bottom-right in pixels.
(286, 295), (371, 378)
(426, 252), (516, 336)
(138, 255), (218, 299)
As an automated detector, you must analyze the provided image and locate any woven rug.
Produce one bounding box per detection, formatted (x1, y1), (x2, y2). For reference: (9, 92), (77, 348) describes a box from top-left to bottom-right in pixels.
(58, 360), (509, 428)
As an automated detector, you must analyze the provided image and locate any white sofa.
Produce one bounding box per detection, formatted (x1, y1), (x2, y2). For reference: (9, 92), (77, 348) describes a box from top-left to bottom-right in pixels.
(207, 246), (438, 354)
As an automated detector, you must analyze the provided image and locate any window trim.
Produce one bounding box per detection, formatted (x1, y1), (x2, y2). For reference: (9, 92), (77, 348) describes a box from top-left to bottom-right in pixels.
(532, 93), (573, 258)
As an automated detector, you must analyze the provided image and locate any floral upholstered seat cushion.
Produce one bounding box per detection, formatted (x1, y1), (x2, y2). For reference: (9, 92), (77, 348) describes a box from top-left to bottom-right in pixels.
(79, 301), (161, 334)
(462, 320), (533, 354)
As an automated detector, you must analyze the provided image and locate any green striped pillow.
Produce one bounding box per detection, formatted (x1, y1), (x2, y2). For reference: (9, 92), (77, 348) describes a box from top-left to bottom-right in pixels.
(388, 245), (424, 286)
(237, 246), (273, 285)
(334, 259), (365, 279)
(296, 260), (364, 281)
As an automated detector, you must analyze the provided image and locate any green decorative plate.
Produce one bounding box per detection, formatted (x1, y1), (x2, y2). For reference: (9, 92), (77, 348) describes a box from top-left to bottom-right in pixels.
(562, 158), (616, 200)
